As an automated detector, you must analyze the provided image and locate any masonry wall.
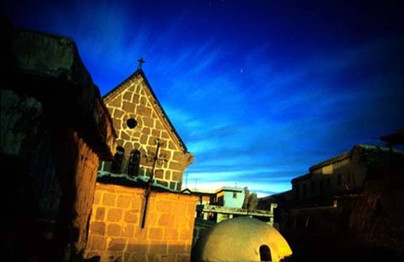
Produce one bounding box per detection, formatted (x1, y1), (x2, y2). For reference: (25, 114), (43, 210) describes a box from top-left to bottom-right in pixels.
(102, 72), (193, 191)
(85, 183), (198, 262)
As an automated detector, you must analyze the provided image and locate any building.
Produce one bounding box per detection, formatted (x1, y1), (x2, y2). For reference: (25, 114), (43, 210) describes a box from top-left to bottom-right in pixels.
(98, 68), (193, 192)
(274, 143), (404, 260)
(191, 217), (292, 262)
(1, 23), (115, 261)
(85, 67), (198, 261)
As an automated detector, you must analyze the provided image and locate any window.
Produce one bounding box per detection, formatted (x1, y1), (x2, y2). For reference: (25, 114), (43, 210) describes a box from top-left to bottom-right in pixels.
(259, 245), (272, 262)
(128, 150), (141, 177)
(233, 192), (237, 198)
(126, 118), (137, 129)
(111, 146), (125, 174)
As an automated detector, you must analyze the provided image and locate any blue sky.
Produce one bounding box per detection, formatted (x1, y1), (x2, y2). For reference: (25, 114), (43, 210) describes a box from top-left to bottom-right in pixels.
(3, 0), (403, 196)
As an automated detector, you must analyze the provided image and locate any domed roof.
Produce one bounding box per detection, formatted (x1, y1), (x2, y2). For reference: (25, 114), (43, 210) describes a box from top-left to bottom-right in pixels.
(192, 217), (292, 262)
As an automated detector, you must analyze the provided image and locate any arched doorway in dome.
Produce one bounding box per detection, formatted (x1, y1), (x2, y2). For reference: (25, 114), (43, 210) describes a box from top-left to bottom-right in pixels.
(259, 244), (272, 262)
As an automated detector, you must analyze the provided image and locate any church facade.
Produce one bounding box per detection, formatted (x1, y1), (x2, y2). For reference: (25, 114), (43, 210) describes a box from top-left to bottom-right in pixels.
(85, 68), (198, 261)
(98, 69), (193, 192)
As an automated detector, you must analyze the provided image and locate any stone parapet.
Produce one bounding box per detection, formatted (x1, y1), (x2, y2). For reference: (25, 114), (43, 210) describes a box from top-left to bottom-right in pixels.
(85, 182), (198, 262)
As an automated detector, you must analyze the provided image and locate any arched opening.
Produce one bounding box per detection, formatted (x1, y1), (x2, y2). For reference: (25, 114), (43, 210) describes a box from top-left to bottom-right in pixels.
(259, 245), (272, 262)
(111, 146), (125, 174)
(128, 149), (141, 177)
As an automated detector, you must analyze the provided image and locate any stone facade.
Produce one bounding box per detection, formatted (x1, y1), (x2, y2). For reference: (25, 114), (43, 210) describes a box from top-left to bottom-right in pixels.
(85, 183), (198, 262)
(100, 70), (193, 191)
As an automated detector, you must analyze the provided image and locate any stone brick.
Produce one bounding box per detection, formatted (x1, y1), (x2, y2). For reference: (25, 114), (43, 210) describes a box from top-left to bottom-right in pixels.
(107, 224), (121, 236)
(176, 254), (190, 262)
(158, 213), (174, 227)
(120, 131), (130, 141)
(113, 119), (122, 131)
(103, 193), (116, 206)
(140, 134), (148, 144)
(173, 152), (183, 162)
(94, 191), (102, 205)
(109, 96), (122, 107)
(140, 97), (146, 105)
(142, 127), (151, 135)
(123, 92), (132, 101)
(149, 228), (163, 240)
(113, 108), (124, 119)
(168, 141), (176, 150)
(167, 243), (183, 253)
(157, 200), (172, 213)
(124, 209), (139, 223)
(176, 182), (182, 191)
(155, 169), (164, 179)
(165, 228), (178, 240)
(122, 101), (135, 113)
(143, 117), (153, 127)
(108, 237), (127, 251)
(152, 129), (160, 137)
(137, 106), (152, 117)
(91, 235), (106, 251)
(117, 195), (131, 208)
(91, 221), (105, 236)
(132, 94), (140, 104)
(161, 131), (169, 139)
(169, 162), (181, 171)
(172, 172), (182, 181)
(95, 207), (105, 221)
(149, 241), (168, 254)
(164, 170), (171, 180)
(123, 224), (135, 238)
(156, 121), (164, 129)
(123, 141), (133, 154)
(107, 208), (123, 222)
(180, 229), (192, 240)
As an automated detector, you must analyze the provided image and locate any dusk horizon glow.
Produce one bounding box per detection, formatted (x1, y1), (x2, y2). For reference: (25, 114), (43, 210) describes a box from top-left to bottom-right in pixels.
(3, 0), (403, 197)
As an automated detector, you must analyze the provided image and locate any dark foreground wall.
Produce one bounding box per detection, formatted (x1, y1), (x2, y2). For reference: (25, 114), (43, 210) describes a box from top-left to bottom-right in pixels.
(1, 19), (115, 261)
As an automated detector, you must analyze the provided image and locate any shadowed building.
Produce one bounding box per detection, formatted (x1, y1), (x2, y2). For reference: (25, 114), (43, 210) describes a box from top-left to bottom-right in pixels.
(1, 21), (115, 261)
(270, 143), (404, 261)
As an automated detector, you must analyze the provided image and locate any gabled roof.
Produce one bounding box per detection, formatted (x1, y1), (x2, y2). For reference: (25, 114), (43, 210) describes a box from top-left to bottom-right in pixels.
(103, 69), (188, 152)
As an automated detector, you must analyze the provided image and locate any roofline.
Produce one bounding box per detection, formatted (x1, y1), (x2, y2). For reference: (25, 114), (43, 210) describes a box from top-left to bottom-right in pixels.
(103, 69), (189, 153)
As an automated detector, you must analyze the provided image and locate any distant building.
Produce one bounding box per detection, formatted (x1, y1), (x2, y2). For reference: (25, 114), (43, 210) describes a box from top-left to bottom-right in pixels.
(272, 143), (404, 260)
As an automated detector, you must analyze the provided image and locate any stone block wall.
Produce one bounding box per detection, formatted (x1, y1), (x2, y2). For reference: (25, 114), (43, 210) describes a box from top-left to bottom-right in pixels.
(101, 72), (193, 191)
(85, 183), (198, 262)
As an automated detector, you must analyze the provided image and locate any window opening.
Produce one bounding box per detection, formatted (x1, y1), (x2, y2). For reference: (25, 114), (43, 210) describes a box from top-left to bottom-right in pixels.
(128, 149), (141, 177)
(111, 146), (125, 174)
(259, 245), (272, 262)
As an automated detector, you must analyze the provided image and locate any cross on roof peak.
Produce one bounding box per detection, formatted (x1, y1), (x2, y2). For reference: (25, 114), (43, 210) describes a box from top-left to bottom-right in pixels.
(137, 57), (145, 69)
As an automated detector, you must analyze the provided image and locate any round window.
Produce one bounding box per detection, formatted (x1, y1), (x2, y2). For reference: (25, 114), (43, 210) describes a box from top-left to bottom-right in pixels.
(126, 118), (137, 129)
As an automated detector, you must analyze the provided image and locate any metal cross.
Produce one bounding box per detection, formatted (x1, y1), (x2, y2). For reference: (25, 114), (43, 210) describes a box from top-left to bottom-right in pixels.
(137, 57), (145, 69)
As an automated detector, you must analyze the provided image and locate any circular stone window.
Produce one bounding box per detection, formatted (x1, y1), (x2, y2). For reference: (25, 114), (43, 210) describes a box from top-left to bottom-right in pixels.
(126, 118), (137, 129)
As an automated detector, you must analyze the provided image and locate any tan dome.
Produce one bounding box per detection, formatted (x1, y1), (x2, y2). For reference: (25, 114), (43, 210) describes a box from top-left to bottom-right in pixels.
(193, 217), (292, 262)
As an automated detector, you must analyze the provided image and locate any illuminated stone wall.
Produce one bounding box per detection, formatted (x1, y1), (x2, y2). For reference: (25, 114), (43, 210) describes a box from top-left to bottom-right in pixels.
(101, 71), (193, 191)
(85, 183), (198, 262)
